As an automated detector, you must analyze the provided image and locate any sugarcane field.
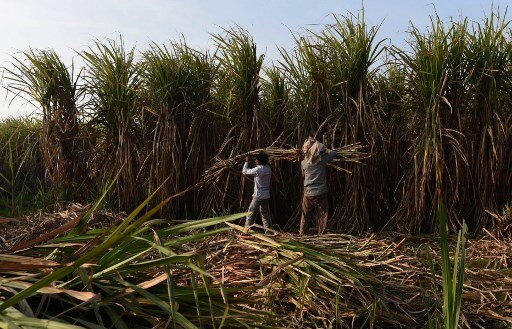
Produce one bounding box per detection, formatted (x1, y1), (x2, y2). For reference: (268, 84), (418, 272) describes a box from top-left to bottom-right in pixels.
(0, 3), (511, 329)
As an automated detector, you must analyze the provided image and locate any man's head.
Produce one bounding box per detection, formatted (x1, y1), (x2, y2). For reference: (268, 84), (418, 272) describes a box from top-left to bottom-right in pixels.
(254, 152), (269, 166)
(302, 137), (325, 164)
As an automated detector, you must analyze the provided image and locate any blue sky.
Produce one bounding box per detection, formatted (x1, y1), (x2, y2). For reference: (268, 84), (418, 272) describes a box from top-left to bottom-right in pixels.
(0, 0), (508, 117)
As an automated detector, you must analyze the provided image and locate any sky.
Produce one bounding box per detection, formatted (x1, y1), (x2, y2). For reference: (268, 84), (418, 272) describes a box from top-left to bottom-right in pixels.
(0, 0), (508, 118)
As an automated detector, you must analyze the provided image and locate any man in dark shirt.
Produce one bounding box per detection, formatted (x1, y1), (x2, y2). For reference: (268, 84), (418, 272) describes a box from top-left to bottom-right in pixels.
(300, 137), (337, 235)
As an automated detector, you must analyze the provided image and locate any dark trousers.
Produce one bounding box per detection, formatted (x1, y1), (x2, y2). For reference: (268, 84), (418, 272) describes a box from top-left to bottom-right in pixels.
(299, 193), (329, 235)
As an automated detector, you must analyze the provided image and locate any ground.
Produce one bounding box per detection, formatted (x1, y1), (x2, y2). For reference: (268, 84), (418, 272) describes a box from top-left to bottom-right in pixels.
(0, 204), (511, 327)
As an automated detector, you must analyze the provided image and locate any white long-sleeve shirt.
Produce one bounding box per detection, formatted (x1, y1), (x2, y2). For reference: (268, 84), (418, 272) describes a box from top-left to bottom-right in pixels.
(242, 162), (271, 200)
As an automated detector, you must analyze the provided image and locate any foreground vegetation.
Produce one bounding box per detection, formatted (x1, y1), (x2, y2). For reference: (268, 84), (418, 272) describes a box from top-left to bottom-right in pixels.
(0, 203), (510, 328)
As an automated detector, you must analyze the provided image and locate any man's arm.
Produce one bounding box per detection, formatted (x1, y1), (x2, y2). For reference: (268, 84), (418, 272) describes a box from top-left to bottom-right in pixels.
(242, 162), (260, 176)
(242, 155), (260, 176)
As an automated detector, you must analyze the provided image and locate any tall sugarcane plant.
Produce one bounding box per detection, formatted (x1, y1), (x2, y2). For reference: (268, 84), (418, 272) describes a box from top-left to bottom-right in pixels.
(4, 49), (85, 193)
(81, 38), (142, 209)
(209, 27), (265, 213)
(212, 26), (265, 150)
(279, 34), (329, 134)
(261, 65), (289, 140)
(371, 63), (409, 227)
(465, 11), (512, 230)
(0, 118), (43, 215)
(259, 66), (298, 225)
(391, 16), (470, 233)
(318, 13), (384, 231)
(140, 41), (214, 217)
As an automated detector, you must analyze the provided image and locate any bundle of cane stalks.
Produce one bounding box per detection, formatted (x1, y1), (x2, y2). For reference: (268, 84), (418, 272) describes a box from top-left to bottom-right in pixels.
(202, 143), (369, 184)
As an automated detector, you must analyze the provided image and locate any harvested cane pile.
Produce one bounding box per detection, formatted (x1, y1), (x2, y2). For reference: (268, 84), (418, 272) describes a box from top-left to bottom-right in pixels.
(0, 203), (123, 253)
(0, 206), (511, 328)
(194, 230), (512, 328)
(487, 204), (512, 239)
(202, 143), (369, 184)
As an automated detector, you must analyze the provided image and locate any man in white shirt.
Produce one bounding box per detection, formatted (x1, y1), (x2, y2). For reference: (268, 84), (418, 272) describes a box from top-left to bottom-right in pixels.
(242, 152), (272, 231)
